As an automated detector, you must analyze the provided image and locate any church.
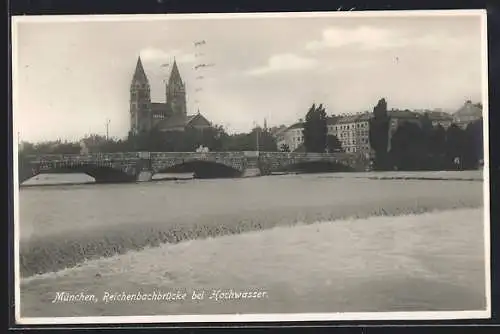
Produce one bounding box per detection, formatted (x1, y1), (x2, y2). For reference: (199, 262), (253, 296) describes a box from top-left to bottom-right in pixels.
(129, 56), (211, 134)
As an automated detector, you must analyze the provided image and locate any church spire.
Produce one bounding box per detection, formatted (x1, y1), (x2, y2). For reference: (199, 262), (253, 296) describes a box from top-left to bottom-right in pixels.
(132, 56), (148, 83)
(169, 58), (183, 85)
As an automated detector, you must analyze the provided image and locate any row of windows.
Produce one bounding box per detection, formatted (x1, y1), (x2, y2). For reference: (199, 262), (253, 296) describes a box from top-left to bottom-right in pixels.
(342, 141), (369, 147)
(330, 129), (369, 136)
(344, 146), (370, 153)
(337, 131), (369, 138)
(328, 122), (369, 132)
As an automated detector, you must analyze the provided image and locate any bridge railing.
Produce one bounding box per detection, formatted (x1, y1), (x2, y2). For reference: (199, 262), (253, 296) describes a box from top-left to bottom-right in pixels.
(258, 151), (359, 159)
(24, 151), (366, 163)
(24, 152), (144, 163)
(150, 151), (247, 159)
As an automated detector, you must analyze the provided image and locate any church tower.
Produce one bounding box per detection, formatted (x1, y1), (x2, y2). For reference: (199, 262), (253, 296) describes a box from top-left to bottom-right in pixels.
(166, 59), (187, 117)
(130, 56), (152, 134)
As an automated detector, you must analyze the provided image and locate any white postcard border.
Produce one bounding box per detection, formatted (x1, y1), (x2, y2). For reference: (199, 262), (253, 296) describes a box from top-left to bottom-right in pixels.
(11, 9), (491, 325)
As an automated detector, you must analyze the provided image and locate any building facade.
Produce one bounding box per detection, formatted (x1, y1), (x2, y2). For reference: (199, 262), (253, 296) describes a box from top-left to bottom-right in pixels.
(129, 56), (211, 135)
(270, 101), (482, 155)
(327, 113), (371, 155)
(276, 122), (304, 152)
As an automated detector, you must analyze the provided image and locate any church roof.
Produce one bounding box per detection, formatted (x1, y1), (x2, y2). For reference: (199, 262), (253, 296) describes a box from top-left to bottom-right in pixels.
(155, 112), (210, 131)
(168, 59), (183, 85)
(186, 115), (197, 123)
(186, 113), (210, 125)
(157, 113), (187, 130)
(132, 56), (148, 83)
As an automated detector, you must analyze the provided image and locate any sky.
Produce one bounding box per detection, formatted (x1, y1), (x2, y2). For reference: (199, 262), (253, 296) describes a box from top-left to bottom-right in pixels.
(13, 12), (486, 143)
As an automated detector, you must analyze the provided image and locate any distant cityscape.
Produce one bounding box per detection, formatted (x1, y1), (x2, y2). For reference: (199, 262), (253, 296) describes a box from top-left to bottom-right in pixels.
(268, 100), (483, 156)
(17, 54), (483, 161)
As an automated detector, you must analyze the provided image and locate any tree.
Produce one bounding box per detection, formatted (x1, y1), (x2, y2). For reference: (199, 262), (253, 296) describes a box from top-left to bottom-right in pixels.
(445, 124), (468, 169)
(418, 112), (435, 168)
(389, 122), (426, 170)
(255, 128), (278, 152)
(326, 134), (343, 153)
(427, 124), (447, 169)
(464, 119), (483, 169)
(280, 143), (290, 152)
(220, 127), (278, 152)
(369, 98), (390, 170)
(302, 103), (328, 153)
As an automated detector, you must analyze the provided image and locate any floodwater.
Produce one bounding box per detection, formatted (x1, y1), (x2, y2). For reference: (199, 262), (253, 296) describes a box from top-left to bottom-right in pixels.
(17, 171), (487, 319)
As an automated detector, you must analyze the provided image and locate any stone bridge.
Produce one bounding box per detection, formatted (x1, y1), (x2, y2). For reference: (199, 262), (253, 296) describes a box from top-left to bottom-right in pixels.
(18, 151), (369, 184)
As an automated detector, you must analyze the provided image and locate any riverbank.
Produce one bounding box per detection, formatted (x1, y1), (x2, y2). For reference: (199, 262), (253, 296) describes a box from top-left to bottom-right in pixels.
(19, 208), (486, 318)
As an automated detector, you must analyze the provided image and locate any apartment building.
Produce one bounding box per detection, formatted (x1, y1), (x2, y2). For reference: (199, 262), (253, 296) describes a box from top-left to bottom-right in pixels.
(327, 113), (371, 155)
(276, 122), (305, 152)
(276, 105), (464, 155)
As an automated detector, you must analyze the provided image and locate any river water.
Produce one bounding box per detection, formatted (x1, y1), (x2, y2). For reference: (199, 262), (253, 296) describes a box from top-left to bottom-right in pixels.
(19, 171), (483, 243)
(17, 171), (487, 318)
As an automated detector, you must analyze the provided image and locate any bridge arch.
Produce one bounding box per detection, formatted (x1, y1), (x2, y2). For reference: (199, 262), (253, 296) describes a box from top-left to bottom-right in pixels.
(154, 159), (242, 179)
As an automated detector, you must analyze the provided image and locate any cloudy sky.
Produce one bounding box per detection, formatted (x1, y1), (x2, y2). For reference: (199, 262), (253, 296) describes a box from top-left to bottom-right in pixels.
(13, 11), (486, 142)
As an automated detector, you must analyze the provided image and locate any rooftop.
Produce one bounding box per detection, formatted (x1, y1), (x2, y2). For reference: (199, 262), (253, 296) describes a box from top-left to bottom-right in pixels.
(454, 101), (483, 117)
(287, 122), (305, 130)
(388, 110), (420, 119)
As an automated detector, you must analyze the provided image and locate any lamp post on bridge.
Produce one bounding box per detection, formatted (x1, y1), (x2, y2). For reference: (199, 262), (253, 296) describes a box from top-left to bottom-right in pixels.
(256, 128), (260, 152)
(105, 119), (111, 141)
(253, 121), (260, 152)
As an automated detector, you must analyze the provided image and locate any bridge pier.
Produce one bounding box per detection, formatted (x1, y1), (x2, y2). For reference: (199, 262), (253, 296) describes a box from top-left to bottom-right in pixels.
(241, 167), (261, 178)
(134, 153), (154, 182)
(241, 151), (261, 178)
(136, 170), (153, 182)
